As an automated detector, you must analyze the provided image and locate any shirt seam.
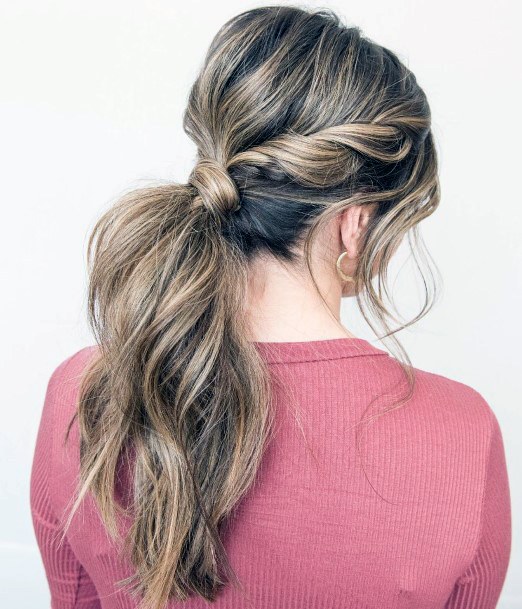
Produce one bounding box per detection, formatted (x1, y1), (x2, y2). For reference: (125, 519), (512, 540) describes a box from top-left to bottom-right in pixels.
(456, 403), (495, 585)
(48, 349), (87, 606)
(48, 349), (84, 519)
(265, 352), (390, 365)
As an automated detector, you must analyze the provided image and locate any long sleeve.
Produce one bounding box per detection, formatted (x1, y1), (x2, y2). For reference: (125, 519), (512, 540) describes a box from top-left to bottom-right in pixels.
(30, 354), (101, 609)
(444, 408), (512, 609)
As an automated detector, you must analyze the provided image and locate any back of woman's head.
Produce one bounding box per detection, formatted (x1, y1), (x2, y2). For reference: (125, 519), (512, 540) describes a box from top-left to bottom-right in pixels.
(64, 6), (440, 609)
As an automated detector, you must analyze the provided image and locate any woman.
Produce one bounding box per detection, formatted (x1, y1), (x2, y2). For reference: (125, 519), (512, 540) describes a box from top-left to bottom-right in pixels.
(30, 5), (511, 609)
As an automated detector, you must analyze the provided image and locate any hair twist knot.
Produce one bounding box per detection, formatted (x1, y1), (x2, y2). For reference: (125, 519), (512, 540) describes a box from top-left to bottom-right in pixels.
(188, 158), (241, 215)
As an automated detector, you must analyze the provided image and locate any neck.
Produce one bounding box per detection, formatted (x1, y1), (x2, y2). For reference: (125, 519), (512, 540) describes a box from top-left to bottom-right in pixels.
(243, 253), (356, 343)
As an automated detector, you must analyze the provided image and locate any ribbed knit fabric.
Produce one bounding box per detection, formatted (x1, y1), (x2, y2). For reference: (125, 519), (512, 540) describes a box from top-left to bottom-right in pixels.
(30, 338), (511, 609)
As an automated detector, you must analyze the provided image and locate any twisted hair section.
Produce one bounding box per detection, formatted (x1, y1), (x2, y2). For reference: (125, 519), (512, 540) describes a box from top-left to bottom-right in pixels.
(188, 157), (242, 216)
(62, 6), (441, 609)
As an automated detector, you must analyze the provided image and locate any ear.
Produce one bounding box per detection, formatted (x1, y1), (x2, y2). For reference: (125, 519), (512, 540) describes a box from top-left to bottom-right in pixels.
(339, 204), (374, 259)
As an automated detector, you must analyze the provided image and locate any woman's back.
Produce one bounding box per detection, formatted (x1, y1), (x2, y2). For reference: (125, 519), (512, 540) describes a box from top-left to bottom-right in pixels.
(30, 338), (511, 609)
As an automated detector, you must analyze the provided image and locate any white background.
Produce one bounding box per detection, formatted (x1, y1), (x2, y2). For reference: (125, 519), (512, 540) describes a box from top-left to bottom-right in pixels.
(1, 0), (520, 606)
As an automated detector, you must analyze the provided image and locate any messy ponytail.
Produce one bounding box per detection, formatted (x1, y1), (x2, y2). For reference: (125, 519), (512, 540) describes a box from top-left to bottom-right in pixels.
(75, 179), (273, 604)
(62, 5), (440, 609)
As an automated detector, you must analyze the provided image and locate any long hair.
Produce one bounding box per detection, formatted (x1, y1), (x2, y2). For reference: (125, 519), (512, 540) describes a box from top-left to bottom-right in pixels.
(61, 6), (440, 608)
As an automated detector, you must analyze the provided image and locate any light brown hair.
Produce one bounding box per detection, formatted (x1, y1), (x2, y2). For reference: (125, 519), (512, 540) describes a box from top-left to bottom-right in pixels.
(61, 6), (440, 608)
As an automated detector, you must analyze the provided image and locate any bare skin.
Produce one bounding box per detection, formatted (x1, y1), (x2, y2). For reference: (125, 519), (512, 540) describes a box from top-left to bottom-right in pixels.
(244, 203), (379, 343)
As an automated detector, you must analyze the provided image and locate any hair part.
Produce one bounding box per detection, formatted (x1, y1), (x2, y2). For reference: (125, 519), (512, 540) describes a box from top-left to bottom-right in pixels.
(60, 6), (441, 609)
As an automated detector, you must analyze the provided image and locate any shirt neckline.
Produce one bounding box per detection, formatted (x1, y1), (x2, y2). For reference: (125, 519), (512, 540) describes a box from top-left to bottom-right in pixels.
(251, 336), (390, 364)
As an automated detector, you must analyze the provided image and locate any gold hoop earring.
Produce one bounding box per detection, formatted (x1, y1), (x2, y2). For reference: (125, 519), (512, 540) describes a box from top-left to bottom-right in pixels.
(336, 251), (354, 283)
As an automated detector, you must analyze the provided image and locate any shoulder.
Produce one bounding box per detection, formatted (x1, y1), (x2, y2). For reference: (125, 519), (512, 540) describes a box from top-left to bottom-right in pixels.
(41, 345), (99, 420)
(402, 364), (500, 451)
(46, 344), (100, 395)
(410, 367), (511, 572)
(44, 344), (100, 441)
(42, 344), (100, 456)
(33, 345), (100, 518)
(42, 343), (99, 427)
(367, 362), (506, 519)
(413, 366), (497, 421)
(374, 356), (501, 461)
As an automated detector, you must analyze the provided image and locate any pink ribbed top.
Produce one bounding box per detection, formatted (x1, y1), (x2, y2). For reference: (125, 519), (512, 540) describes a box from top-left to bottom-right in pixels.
(30, 338), (511, 608)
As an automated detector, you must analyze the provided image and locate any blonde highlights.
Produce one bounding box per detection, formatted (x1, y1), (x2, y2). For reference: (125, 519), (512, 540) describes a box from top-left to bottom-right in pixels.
(61, 6), (441, 609)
